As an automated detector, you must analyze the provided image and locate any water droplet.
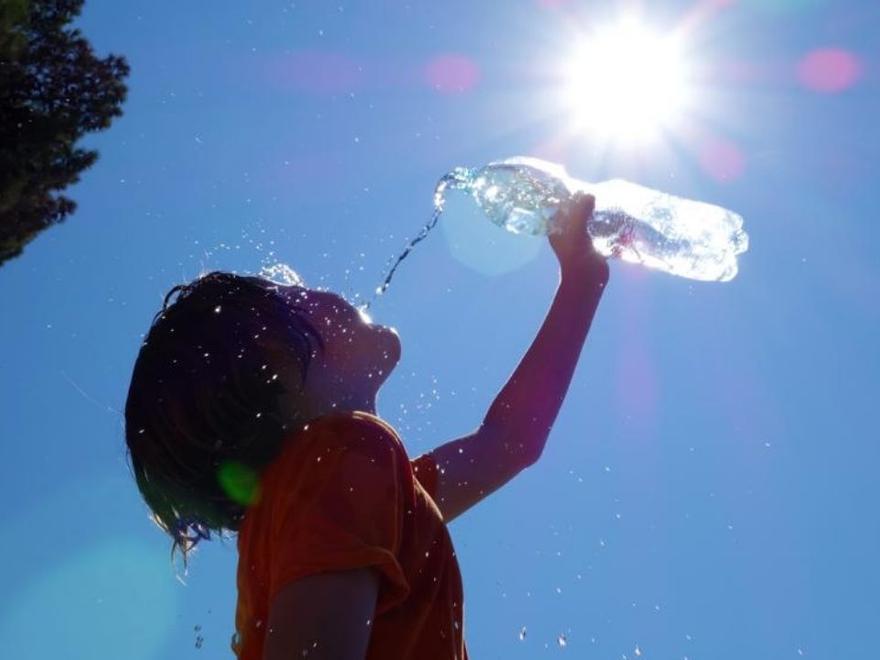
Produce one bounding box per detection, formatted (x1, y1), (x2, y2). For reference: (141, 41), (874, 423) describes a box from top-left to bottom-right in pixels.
(635, 644), (642, 656)
(557, 633), (567, 647)
(518, 626), (527, 641)
(214, 305), (222, 313)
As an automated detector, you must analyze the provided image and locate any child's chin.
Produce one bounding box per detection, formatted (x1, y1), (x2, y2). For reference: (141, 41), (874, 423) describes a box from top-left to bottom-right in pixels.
(375, 326), (402, 366)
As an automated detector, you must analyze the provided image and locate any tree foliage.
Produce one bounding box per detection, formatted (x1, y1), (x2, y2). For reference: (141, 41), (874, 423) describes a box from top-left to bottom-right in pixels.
(0, 0), (129, 267)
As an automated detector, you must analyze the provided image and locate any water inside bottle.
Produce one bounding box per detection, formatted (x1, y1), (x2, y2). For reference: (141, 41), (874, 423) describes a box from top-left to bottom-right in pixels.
(363, 156), (748, 309)
(451, 159), (571, 236)
(582, 177), (749, 281)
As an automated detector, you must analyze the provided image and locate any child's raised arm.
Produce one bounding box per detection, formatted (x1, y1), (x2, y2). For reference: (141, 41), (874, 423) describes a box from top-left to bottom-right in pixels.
(425, 193), (609, 523)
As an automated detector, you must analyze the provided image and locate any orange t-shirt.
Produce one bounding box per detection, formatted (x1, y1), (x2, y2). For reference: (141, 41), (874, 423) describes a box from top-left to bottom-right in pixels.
(232, 411), (468, 659)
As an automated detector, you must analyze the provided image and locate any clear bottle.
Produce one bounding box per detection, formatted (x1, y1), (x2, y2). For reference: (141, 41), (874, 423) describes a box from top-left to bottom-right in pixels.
(434, 156), (749, 282)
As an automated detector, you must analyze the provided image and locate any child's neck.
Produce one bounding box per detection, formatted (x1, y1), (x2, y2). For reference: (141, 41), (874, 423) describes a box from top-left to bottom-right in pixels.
(297, 390), (379, 423)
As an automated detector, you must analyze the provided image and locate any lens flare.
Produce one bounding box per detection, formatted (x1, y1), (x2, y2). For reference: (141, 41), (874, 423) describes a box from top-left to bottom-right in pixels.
(217, 461), (261, 506)
(698, 136), (747, 182)
(424, 54), (480, 94)
(797, 48), (862, 93)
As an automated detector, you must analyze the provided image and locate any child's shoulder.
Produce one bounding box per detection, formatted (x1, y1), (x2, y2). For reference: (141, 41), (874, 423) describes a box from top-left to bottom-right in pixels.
(260, 412), (406, 505)
(278, 411), (404, 467)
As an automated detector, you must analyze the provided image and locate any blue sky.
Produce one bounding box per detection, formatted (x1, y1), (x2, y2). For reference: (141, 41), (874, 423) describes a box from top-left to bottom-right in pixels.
(0, 1), (878, 658)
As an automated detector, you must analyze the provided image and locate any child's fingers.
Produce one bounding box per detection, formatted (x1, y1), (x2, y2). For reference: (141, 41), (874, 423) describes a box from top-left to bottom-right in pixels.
(574, 193), (595, 222)
(560, 193), (595, 232)
(581, 193), (596, 217)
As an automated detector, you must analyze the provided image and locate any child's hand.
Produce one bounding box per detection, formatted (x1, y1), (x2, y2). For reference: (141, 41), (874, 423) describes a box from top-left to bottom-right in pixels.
(549, 192), (609, 282)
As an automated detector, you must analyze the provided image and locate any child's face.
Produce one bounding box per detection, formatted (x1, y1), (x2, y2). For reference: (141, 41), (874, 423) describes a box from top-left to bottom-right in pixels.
(281, 285), (401, 395)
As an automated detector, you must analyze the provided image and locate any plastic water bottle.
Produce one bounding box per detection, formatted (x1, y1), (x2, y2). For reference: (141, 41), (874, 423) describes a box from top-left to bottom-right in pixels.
(434, 156), (749, 282)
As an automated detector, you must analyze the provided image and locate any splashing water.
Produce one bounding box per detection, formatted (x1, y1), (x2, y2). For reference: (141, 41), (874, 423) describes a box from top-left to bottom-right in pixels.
(259, 262), (305, 287)
(230, 630), (242, 655)
(360, 167), (474, 312)
(365, 160), (553, 308)
(360, 208), (442, 312)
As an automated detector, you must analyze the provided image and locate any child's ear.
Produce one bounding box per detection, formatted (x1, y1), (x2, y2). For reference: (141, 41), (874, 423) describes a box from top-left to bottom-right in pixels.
(263, 346), (310, 400)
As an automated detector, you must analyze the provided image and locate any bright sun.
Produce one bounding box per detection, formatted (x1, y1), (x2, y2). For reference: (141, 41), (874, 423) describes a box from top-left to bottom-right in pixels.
(562, 17), (692, 144)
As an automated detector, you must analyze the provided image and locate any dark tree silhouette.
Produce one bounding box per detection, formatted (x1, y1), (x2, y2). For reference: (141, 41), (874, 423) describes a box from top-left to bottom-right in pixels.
(0, 0), (129, 267)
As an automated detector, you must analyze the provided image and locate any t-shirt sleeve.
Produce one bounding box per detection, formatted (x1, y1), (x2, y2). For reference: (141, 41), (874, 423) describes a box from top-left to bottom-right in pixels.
(267, 416), (410, 615)
(410, 451), (439, 502)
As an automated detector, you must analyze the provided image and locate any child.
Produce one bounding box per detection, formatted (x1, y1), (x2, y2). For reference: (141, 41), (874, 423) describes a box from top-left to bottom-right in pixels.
(124, 192), (609, 659)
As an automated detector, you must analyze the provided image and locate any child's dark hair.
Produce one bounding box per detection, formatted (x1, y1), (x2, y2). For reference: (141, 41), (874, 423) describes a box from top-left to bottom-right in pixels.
(124, 270), (324, 572)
